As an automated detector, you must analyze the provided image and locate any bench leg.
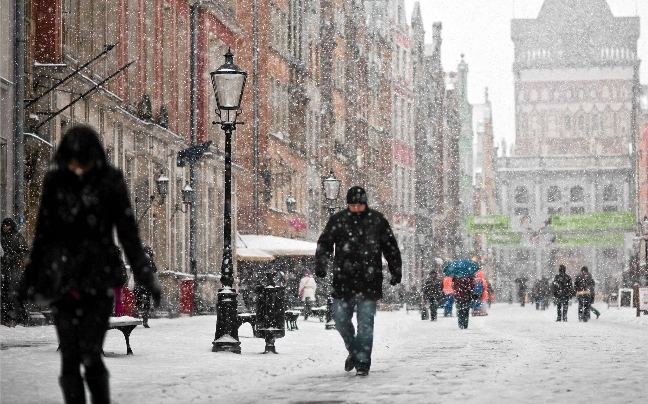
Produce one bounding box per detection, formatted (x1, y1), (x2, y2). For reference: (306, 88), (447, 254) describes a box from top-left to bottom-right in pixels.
(119, 326), (137, 355)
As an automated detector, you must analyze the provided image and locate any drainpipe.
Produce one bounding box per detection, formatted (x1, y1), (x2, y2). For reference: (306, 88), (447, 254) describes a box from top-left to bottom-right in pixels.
(13, 0), (25, 227)
(253, 0), (259, 234)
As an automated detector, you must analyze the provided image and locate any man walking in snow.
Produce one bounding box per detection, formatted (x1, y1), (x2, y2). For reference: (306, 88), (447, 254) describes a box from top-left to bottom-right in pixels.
(423, 271), (444, 321)
(552, 264), (574, 322)
(315, 186), (402, 377)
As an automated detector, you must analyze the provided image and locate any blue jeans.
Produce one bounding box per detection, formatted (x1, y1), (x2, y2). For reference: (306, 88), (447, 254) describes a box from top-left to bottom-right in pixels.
(332, 297), (376, 371)
(444, 294), (455, 316)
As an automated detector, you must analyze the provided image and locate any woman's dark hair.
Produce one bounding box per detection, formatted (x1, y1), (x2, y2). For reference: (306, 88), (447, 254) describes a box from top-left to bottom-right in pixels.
(54, 124), (107, 170)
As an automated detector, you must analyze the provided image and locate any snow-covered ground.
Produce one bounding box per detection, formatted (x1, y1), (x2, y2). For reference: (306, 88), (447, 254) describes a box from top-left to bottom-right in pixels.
(1, 303), (647, 404)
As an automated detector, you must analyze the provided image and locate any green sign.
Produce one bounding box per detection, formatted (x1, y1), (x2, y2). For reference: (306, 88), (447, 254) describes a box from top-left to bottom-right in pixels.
(551, 211), (634, 232)
(466, 215), (511, 234)
(554, 233), (624, 247)
(487, 232), (522, 246)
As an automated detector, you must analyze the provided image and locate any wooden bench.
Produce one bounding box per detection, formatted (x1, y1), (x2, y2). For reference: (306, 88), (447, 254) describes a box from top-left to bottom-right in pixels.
(285, 310), (301, 331)
(309, 306), (327, 322)
(108, 317), (142, 355)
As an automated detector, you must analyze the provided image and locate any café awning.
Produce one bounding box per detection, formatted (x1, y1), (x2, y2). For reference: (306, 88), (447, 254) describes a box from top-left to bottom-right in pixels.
(235, 233), (275, 261)
(236, 233), (317, 258)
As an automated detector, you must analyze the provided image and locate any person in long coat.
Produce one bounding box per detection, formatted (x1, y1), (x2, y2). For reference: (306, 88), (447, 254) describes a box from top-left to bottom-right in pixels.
(315, 186), (402, 377)
(1, 217), (29, 326)
(134, 245), (158, 327)
(422, 271), (444, 321)
(552, 264), (574, 322)
(452, 275), (476, 329)
(20, 124), (161, 404)
(298, 270), (317, 319)
(574, 266), (596, 322)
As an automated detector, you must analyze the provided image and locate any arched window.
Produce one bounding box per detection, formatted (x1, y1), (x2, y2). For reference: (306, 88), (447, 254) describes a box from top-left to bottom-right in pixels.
(591, 115), (598, 131)
(548, 186), (561, 203)
(603, 185), (618, 202)
(570, 186), (584, 203)
(515, 186), (529, 204)
(564, 115), (571, 131)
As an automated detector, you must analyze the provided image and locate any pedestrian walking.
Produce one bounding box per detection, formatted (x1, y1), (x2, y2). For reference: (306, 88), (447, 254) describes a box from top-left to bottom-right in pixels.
(298, 270), (317, 320)
(552, 264), (574, 322)
(442, 275), (455, 317)
(422, 271), (443, 321)
(452, 274), (476, 329)
(315, 186), (402, 377)
(19, 124), (161, 404)
(134, 245), (158, 327)
(472, 270), (489, 316)
(515, 276), (528, 307)
(1, 217), (29, 326)
(574, 266), (595, 322)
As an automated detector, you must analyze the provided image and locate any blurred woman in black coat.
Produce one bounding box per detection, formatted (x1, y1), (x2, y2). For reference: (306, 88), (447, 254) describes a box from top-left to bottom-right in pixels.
(22, 125), (160, 404)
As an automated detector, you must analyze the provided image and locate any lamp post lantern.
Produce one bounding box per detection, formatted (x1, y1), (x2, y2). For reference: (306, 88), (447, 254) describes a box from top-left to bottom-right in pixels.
(285, 194), (297, 214)
(322, 169), (341, 330)
(211, 49), (247, 353)
(136, 172), (170, 225)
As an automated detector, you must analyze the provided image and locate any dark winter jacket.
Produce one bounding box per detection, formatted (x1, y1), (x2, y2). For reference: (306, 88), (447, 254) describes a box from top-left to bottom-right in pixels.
(1, 218), (29, 282)
(423, 275), (444, 303)
(22, 125), (159, 305)
(574, 273), (595, 300)
(315, 207), (402, 300)
(452, 276), (476, 301)
(552, 273), (574, 299)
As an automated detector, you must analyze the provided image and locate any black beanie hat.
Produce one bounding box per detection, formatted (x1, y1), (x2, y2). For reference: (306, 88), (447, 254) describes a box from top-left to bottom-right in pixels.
(558, 265), (566, 273)
(346, 186), (368, 204)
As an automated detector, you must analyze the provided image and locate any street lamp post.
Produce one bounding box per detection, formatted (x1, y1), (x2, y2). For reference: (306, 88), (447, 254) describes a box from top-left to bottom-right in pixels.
(322, 170), (341, 330)
(211, 49), (247, 353)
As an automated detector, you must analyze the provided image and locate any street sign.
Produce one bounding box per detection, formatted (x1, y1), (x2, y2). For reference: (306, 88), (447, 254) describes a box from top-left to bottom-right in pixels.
(466, 215), (511, 234)
(550, 211), (634, 232)
(487, 232), (522, 246)
(553, 233), (624, 247)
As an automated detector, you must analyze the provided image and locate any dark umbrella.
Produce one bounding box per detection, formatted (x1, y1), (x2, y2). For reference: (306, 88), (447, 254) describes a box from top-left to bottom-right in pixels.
(443, 259), (480, 278)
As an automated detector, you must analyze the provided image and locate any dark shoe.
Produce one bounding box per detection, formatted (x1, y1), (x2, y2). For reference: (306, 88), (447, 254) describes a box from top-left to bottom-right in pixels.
(356, 369), (369, 377)
(59, 375), (87, 404)
(344, 354), (355, 372)
(556, 318), (562, 322)
(596, 313), (600, 319)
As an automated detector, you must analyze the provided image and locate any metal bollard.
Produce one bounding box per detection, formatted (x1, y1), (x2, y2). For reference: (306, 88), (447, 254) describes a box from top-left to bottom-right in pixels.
(255, 272), (286, 354)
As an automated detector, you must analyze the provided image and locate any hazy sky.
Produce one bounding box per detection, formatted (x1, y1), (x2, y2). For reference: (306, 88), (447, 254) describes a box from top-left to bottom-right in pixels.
(404, 0), (648, 148)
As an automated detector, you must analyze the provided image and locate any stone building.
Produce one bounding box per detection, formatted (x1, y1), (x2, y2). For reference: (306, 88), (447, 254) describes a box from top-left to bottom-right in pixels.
(496, 0), (640, 298)
(21, 0), (242, 312)
(0, 0), (14, 221)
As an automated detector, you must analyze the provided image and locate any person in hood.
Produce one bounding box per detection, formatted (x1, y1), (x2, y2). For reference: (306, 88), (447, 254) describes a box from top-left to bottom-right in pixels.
(315, 186), (402, 377)
(452, 274), (476, 329)
(298, 270), (317, 320)
(422, 271), (444, 321)
(552, 264), (574, 322)
(134, 245), (158, 328)
(442, 275), (455, 317)
(574, 266), (596, 322)
(20, 124), (161, 404)
(1, 217), (29, 326)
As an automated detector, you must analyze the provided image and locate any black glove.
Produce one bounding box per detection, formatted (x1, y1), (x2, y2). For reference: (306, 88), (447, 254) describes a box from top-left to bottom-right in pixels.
(390, 275), (402, 286)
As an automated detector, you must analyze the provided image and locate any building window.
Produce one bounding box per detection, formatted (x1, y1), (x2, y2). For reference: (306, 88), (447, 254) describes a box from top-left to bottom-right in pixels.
(603, 185), (618, 202)
(514, 207), (529, 216)
(564, 115), (571, 131)
(516, 250), (530, 263)
(570, 206), (585, 214)
(548, 186), (561, 203)
(515, 186), (529, 204)
(591, 115), (598, 131)
(603, 248), (617, 259)
(570, 186), (584, 203)
(548, 206), (562, 215)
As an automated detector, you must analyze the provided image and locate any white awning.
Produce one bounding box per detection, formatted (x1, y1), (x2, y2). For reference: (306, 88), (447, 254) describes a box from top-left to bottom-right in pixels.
(235, 233), (275, 261)
(236, 233), (317, 257)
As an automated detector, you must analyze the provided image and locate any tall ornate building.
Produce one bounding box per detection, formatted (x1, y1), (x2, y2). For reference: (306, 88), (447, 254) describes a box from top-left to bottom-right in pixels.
(496, 0), (640, 297)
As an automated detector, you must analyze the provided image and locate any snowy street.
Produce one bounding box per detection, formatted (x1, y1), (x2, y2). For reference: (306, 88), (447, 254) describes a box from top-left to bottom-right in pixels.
(1, 303), (647, 404)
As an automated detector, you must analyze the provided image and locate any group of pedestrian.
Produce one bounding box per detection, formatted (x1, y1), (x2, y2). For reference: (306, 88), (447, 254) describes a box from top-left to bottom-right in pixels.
(552, 264), (600, 322)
